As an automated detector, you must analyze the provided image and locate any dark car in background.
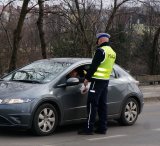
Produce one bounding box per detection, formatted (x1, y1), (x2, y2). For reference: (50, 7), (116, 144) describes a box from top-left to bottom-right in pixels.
(0, 58), (144, 136)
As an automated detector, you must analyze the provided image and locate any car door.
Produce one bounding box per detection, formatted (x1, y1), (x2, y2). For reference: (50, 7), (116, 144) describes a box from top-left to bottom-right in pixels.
(107, 68), (126, 116)
(56, 65), (90, 122)
(60, 82), (88, 122)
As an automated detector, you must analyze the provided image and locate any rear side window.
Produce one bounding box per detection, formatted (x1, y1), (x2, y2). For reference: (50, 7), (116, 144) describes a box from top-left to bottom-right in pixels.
(114, 65), (133, 78)
(110, 69), (116, 79)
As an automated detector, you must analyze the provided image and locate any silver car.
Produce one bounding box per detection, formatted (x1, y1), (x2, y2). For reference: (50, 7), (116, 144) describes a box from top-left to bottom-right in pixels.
(0, 58), (144, 136)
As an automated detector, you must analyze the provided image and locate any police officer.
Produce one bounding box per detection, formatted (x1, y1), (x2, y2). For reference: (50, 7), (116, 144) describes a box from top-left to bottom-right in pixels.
(78, 33), (116, 135)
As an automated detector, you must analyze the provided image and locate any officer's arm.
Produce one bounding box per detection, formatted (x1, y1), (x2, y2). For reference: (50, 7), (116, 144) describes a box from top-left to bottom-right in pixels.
(85, 48), (105, 81)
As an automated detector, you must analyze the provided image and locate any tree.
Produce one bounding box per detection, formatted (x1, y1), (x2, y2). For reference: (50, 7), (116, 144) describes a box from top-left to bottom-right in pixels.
(58, 0), (103, 57)
(150, 0), (160, 74)
(0, 1), (15, 74)
(0, 1), (15, 51)
(138, 0), (160, 74)
(151, 26), (160, 74)
(105, 0), (132, 32)
(37, 0), (47, 59)
(8, 0), (30, 72)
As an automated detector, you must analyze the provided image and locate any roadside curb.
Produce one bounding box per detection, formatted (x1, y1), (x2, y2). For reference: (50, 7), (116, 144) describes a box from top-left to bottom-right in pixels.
(139, 85), (160, 103)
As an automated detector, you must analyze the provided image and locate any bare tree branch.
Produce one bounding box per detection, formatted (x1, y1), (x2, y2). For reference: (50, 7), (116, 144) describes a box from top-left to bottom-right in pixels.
(105, 0), (131, 32)
(26, 3), (39, 13)
(0, 0), (15, 51)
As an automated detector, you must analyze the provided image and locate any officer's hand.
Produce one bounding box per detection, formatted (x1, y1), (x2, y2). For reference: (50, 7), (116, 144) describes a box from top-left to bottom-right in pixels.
(84, 79), (88, 87)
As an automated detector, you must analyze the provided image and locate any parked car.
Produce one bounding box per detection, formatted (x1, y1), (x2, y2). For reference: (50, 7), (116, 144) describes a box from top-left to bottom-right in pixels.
(0, 58), (144, 136)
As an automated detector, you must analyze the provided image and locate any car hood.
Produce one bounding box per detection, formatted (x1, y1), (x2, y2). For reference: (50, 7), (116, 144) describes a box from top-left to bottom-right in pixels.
(0, 81), (46, 98)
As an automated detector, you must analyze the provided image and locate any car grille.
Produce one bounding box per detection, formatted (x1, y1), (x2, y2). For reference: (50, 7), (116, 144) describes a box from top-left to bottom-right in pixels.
(0, 116), (11, 125)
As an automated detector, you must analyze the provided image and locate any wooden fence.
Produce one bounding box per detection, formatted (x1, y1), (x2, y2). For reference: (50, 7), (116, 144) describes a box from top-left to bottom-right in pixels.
(134, 75), (160, 85)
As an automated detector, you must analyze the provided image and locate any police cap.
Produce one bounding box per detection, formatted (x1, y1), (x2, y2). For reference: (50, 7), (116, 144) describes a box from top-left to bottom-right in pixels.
(96, 33), (111, 39)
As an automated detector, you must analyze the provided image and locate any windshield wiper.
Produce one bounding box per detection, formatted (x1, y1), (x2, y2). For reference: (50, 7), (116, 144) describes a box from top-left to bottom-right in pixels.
(11, 80), (42, 84)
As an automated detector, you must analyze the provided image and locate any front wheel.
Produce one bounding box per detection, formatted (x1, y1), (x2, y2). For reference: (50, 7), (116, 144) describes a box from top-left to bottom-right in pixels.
(32, 103), (58, 136)
(119, 98), (139, 126)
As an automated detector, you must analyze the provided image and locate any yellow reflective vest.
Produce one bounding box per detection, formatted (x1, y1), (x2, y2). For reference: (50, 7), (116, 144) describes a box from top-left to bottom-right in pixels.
(92, 46), (116, 80)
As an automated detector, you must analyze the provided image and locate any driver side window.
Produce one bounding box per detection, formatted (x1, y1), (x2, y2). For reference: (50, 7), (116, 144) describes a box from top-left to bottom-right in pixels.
(65, 64), (89, 83)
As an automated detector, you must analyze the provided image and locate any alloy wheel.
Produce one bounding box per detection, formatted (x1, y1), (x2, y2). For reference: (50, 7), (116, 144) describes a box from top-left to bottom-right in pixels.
(124, 101), (138, 123)
(38, 108), (56, 133)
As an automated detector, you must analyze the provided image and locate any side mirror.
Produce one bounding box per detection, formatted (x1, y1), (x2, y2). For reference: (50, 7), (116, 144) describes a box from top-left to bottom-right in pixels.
(56, 77), (80, 88)
(66, 77), (80, 86)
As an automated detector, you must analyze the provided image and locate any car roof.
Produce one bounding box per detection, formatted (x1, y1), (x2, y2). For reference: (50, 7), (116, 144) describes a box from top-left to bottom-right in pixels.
(33, 58), (125, 72)
(34, 58), (92, 64)
(33, 58), (122, 70)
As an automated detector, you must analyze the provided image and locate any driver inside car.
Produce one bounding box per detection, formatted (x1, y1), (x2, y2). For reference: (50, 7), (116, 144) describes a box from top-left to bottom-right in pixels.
(66, 68), (86, 83)
(66, 69), (88, 94)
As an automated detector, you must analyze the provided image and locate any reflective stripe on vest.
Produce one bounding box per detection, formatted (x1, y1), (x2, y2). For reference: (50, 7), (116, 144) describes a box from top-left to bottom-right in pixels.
(92, 46), (116, 80)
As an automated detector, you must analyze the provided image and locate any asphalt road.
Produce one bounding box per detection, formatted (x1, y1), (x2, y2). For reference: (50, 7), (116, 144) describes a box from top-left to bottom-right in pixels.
(0, 102), (160, 146)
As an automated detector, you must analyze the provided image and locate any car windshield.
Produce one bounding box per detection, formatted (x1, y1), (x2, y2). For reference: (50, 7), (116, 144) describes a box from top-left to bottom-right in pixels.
(3, 60), (72, 83)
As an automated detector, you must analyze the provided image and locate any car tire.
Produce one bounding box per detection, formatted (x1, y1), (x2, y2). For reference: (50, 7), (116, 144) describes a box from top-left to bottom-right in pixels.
(32, 103), (58, 136)
(119, 98), (139, 126)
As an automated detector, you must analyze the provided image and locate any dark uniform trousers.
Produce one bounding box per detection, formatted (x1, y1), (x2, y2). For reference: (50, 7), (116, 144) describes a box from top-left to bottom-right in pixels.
(85, 79), (109, 132)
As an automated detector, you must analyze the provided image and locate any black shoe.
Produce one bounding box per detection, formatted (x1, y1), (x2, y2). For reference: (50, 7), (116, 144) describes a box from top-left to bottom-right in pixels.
(94, 129), (106, 134)
(78, 129), (93, 135)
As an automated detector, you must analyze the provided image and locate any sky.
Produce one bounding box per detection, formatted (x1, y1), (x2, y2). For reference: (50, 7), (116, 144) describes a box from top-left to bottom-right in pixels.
(0, 0), (114, 7)
(0, 0), (147, 9)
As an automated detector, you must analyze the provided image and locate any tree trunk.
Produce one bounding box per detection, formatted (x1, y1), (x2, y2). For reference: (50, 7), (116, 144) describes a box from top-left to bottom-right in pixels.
(74, 0), (91, 57)
(151, 26), (160, 75)
(8, 0), (30, 72)
(37, 0), (47, 59)
(105, 8), (117, 32)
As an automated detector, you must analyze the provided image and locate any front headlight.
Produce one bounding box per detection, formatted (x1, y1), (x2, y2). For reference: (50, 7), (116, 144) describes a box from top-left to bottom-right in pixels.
(0, 98), (34, 104)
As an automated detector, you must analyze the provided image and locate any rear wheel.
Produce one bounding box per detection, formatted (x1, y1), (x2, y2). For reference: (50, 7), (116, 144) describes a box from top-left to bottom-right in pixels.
(32, 103), (58, 136)
(119, 98), (139, 126)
